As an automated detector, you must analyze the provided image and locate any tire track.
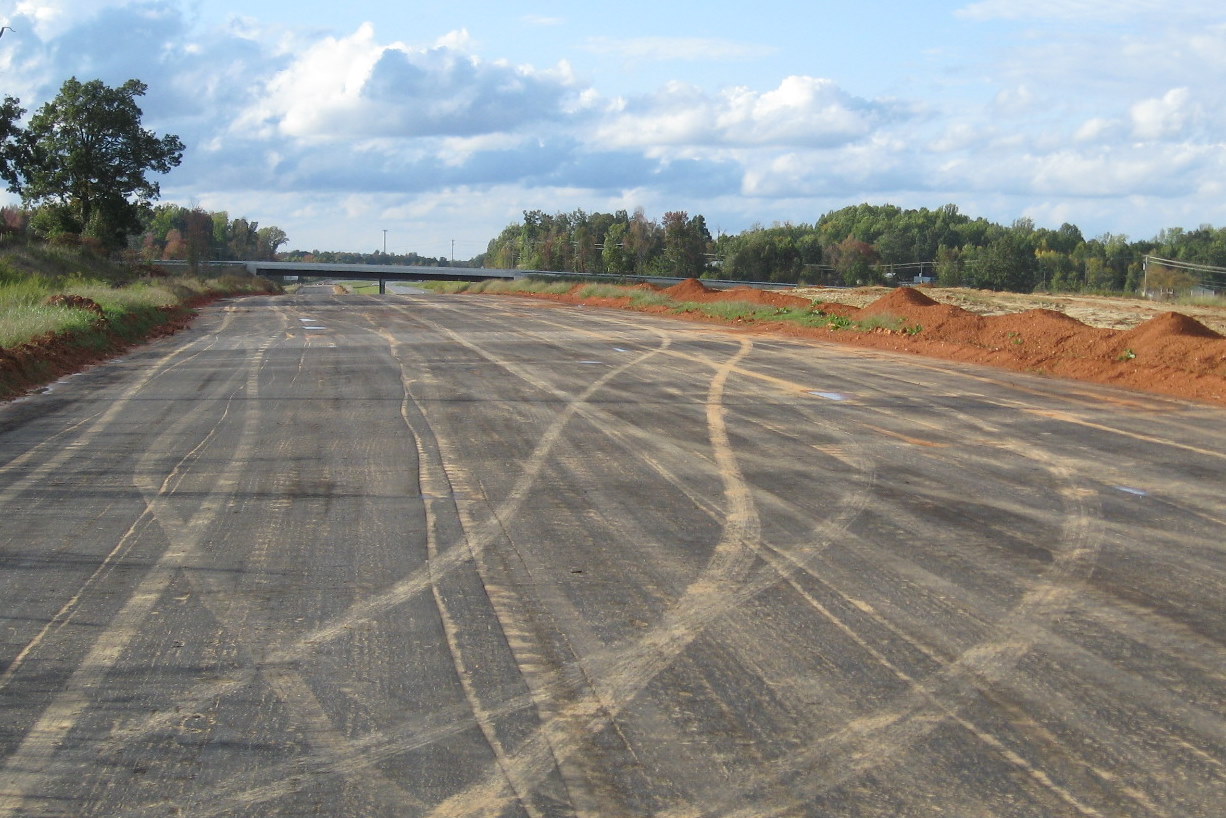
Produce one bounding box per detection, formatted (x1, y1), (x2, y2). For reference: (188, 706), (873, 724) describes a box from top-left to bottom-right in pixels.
(0, 314), (241, 696)
(59, 304), (675, 815)
(460, 300), (1123, 814)
(0, 329), (275, 814)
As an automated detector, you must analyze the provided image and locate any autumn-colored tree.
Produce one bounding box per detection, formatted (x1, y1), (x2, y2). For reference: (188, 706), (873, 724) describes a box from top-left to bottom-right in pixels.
(1144, 264), (1197, 299)
(826, 236), (880, 285)
(162, 228), (186, 259)
(184, 209), (213, 271)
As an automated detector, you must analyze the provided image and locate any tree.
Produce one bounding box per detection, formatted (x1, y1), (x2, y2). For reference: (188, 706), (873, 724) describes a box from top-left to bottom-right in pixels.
(0, 95), (25, 193)
(826, 236), (880, 285)
(602, 221), (632, 274)
(184, 208), (213, 271)
(15, 77), (184, 248)
(257, 226), (289, 260)
(662, 211), (711, 278)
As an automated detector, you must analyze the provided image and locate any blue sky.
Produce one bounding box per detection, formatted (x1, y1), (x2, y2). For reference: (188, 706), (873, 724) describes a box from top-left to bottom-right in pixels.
(1, 0), (1223, 256)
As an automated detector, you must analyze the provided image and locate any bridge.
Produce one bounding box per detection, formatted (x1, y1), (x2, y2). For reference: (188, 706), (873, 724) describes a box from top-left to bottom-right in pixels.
(152, 259), (799, 292)
(154, 260), (519, 292)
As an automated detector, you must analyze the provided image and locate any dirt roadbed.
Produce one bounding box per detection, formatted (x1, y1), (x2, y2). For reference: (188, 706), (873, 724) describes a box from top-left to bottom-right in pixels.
(496, 281), (1226, 408)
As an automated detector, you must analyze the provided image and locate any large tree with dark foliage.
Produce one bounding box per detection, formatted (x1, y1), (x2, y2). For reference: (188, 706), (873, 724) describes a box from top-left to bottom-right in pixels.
(0, 95), (25, 193)
(13, 77), (184, 248)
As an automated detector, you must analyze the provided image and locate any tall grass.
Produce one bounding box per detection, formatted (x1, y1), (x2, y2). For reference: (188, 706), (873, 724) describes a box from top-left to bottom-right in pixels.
(422, 278), (576, 296)
(0, 304), (100, 348)
(0, 246), (281, 351)
(1177, 294), (1226, 308)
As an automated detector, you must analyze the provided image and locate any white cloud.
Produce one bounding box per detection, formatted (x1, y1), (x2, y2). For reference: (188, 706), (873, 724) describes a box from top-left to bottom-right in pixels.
(928, 122), (992, 153)
(592, 76), (900, 151)
(1027, 146), (1202, 196)
(993, 84), (1038, 114)
(228, 23), (580, 142)
(1073, 117), (1116, 143)
(1130, 88), (1199, 141)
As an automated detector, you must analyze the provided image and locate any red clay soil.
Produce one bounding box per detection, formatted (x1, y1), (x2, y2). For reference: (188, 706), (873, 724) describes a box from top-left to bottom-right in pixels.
(665, 278), (814, 309)
(507, 279), (1226, 407)
(0, 296), (213, 401)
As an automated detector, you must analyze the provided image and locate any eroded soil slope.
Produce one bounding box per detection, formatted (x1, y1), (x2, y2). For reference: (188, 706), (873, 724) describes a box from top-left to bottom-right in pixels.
(512, 280), (1226, 407)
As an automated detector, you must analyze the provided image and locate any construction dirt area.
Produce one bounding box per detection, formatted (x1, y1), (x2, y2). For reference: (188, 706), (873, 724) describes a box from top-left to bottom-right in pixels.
(507, 280), (1226, 408)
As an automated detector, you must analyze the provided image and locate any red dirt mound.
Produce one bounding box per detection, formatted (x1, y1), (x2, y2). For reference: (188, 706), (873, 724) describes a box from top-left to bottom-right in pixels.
(867, 286), (939, 310)
(1107, 312), (1226, 379)
(981, 309), (1098, 352)
(663, 278), (714, 300)
(859, 289), (985, 339)
(45, 294), (106, 319)
(1119, 311), (1222, 345)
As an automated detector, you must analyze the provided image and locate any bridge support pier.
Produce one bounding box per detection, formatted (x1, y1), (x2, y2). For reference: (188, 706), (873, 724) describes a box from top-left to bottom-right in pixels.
(379, 279), (386, 295)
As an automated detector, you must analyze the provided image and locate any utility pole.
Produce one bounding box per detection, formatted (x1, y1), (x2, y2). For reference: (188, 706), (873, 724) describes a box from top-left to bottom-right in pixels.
(451, 239), (455, 263)
(382, 229), (388, 254)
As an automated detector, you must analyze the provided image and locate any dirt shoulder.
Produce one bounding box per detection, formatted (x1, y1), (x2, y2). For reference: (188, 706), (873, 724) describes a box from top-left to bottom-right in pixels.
(491, 281), (1226, 409)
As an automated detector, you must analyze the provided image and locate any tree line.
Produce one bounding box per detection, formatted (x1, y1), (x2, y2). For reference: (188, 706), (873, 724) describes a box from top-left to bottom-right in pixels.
(1, 76), (287, 264)
(482, 204), (1226, 294)
(483, 208), (714, 280)
(279, 249), (470, 268)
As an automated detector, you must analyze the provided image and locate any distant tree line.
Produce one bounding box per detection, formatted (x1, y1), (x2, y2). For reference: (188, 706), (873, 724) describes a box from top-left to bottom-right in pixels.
(139, 205), (288, 263)
(279, 249), (472, 268)
(483, 203), (1226, 294)
(484, 208), (713, 279)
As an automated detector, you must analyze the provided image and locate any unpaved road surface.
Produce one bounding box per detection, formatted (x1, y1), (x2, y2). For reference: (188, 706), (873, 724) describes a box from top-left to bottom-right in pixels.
(2, 293), (1224, 817)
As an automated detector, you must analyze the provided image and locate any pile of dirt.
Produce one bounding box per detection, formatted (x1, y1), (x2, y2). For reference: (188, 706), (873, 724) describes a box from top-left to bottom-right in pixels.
(858, 286), (987, 339)
(662, 278), (714, 300)
(44, 294), (107, 319)
(840, 292), (1226, 402)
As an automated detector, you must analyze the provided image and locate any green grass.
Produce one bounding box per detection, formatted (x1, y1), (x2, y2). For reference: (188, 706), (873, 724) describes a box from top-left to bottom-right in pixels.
(421, 278), (576, 296)
(1176, 294), (1226, 308)
(672, 300), (773, 321)
(0, 245), (282, 351)
(0, 304), (101, 348)
(419, 280), (473, 294)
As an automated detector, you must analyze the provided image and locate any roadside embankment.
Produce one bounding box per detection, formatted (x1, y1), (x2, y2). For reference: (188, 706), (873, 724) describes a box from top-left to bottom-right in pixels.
(1, 247), (281, 400)
(426, 277), (1226, 407)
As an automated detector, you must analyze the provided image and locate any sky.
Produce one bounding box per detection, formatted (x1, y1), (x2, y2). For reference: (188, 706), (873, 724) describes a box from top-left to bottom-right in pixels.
(0, 0), (1224, 257)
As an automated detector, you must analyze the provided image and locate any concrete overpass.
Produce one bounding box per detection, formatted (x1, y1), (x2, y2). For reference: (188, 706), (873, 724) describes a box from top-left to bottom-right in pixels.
(152, 259), (798, 292)
(153, 260), (519, 292)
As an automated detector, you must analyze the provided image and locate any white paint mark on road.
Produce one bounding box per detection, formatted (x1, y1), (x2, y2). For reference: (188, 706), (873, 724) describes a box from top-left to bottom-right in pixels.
(811, 391), (850, 401)
(1114, 486), (1149, 496)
